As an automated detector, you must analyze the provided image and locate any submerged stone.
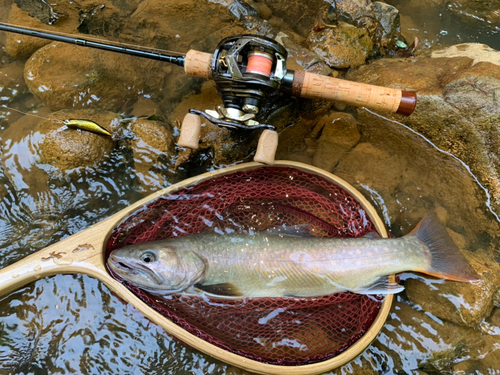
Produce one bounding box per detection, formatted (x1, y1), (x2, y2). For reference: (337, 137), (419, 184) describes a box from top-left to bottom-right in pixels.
(0, 58), (26, 104)
(370, 297), (480, 373)
(129, 119), (177, 194)
(405, 250), (500, 328)
(311, 112), (360, 172)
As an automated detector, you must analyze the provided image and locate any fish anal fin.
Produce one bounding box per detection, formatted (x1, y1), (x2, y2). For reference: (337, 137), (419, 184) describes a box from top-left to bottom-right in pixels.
(353, 276), (404, 295)
(194, 282), (243, 297)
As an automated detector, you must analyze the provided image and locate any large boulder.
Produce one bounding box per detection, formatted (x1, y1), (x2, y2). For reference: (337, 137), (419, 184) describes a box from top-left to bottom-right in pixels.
(346, 44), (500, 216)
(24, 42), (148, 111)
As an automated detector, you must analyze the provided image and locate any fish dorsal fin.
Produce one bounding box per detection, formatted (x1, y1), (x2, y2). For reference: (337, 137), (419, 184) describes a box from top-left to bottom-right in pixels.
(194, 282), (243, 298)
(266, 224), (313, 237)
(353, 276), (404, 295)
(363, 231), (381, 239)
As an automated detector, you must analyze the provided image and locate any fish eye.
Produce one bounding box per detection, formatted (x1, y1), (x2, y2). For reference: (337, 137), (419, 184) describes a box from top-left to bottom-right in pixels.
(141, 252), (156, 263)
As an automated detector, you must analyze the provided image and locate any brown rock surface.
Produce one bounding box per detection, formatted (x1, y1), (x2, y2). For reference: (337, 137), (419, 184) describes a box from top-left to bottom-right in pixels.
(405, 250), (500, 327)
(24, 42), (147, 111)
(307, 22), (373, 69)
(37, 109), (116, 170)
(346, 50), (500, 215)
(129, 119), (176, 194)
(311, 112), (360, 172)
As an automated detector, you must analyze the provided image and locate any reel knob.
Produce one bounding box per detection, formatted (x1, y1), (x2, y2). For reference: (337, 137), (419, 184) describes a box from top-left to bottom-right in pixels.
(178, 113), (202, 149)
(254, 129), (278, 165)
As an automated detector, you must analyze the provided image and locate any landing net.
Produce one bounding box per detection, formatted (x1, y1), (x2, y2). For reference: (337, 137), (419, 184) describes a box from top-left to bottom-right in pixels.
(106, 167), (383, 365)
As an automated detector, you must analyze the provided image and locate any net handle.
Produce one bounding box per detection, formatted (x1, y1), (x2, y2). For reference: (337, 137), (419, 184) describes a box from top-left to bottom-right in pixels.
(0, 161), (392, 374)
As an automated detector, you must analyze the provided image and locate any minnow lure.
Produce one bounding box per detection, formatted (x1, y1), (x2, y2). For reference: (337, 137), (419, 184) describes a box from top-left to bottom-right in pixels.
(63, 119), (112, 137)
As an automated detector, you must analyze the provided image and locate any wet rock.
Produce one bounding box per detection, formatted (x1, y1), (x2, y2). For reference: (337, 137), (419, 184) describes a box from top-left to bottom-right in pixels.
(5, 4), (53, 58)
(405, 249), (500, 328)
(275, 31), (335, 77)
(36, 109), (116, 170)
(311, 112), (360, 172)
(129, 119), (177, 194)
(24, 42), (147, 111)
(372, 1), (403, 51)
(14, 0), (60, 24)
(346, 49), (500, 216)
(431, 43), (500, 66)
(334, 109), (499, 242)
(257, 0), (329, 37)
(370, 297), (480, 373)
(121, 0), (234, 54)
(76, 2), (124, 36)
(0, 59), (27, 104)
(5, 3), (80, 58)
(306, 22), (373, 69)
(452, 308), (500, 372)
(129, 97), (160, 119)
(275, 119), (315, 165)
(331, 0), (378, 36)
(335, 142), (404, 197)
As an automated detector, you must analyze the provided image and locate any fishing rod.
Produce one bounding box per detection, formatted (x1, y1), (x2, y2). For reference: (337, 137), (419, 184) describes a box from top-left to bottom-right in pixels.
(0, 22), (417, 164)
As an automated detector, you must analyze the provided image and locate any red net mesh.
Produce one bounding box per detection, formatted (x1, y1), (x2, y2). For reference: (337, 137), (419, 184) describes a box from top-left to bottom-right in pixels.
(105, 167), (384, 366)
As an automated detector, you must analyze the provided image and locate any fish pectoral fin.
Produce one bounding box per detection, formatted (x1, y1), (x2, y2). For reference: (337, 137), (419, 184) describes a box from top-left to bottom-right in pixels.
(194, 282), (243, 297)
(353, 276), (404, 295)
(363, 231), (381, 239)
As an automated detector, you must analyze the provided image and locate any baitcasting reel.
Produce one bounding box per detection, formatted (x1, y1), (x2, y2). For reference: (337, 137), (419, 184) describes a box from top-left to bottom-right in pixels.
(178, 35), (289, 164)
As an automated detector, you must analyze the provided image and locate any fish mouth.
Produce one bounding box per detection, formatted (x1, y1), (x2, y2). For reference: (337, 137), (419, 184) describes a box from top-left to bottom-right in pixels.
(107, 254), (164, 288)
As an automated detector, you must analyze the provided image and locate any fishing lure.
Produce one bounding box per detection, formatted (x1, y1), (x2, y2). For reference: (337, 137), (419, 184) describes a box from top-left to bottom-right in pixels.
(63, 119), (112, 137)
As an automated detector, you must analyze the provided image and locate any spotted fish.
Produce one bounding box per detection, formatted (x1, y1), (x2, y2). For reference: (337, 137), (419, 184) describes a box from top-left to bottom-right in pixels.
(107, 213), (479, 299)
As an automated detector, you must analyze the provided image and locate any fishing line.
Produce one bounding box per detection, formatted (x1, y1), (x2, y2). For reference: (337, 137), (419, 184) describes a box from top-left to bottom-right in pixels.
(364, 108), (500, 223)
(1, 104), (63, 124)
(1, 104), (91, 143)
(0, 21), (186, 57)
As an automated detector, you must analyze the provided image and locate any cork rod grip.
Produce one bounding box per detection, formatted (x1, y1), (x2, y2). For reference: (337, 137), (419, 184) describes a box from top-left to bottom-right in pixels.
(184, 50), (213, 79)
(292, 71), (416, 116)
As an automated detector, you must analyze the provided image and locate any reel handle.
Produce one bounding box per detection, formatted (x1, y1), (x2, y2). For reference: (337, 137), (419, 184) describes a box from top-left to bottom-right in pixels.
(290, 71), (416, 116)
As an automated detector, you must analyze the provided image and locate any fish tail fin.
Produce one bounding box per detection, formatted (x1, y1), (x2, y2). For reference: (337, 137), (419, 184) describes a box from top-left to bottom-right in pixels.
(411, 213), (480, 282)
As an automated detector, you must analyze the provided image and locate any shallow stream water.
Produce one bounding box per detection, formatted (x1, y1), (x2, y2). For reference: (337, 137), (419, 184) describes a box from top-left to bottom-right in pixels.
(0, 0), (499, 374)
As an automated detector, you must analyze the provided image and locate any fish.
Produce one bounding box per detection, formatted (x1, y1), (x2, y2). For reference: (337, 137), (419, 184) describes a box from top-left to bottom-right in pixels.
(63, 119), (112, 137)
(107, 212), (479, 299)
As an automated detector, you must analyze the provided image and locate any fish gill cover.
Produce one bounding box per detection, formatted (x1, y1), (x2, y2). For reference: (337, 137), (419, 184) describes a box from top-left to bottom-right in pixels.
(105, 167), (383, 365)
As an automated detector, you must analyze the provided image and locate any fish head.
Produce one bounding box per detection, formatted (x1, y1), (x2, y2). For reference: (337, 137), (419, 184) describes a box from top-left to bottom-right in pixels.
(107, 241), (205, 294)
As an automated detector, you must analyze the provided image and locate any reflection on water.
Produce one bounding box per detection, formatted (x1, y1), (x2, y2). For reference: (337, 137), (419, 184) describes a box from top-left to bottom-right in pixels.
(0, 0), (499, 374)
(385, 0), (500, 50)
